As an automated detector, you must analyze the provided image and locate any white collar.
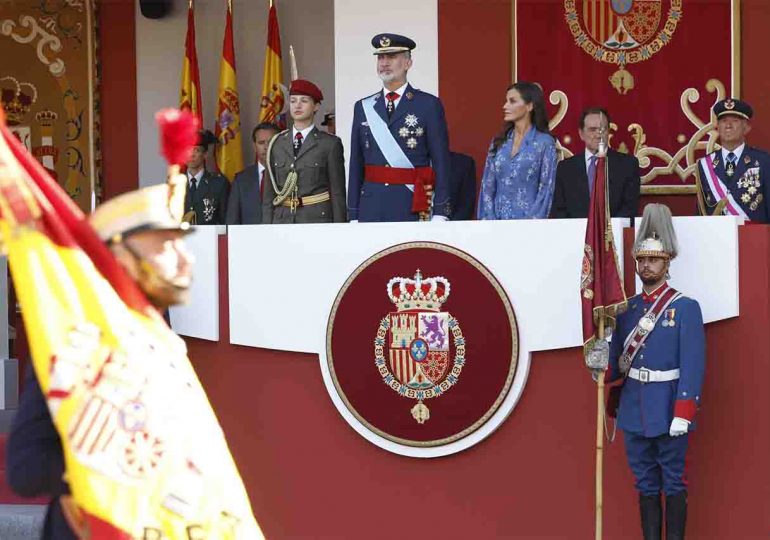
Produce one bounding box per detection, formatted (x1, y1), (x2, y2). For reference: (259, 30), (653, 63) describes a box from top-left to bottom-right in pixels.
(584, 148), (599, 163)
(721, 143), (745, 163)
(293, 125), (314, 141)
(257, 162), (265, 176)
(382, 82), (409, 99)
(187, 169), (204, 184)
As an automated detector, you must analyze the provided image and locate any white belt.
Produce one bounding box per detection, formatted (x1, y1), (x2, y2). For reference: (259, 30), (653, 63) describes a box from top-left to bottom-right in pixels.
(628, 367), (680, 383)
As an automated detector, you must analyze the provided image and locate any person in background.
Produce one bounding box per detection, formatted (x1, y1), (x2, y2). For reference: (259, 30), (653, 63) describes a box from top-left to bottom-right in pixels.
(550, 106), (640, 218)
(262, 79), (347, 224)
(321, 112), (336, 135)
(696, 98), (770, 221)
(477, 81), (557, 220)
(226, 122), (280, 225)
(449, 151), (477, 220)
(183, 129), (229, 225)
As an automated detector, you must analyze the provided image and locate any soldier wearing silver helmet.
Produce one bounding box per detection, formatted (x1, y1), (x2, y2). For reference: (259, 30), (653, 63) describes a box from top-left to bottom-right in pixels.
(604, 204), (706, 540)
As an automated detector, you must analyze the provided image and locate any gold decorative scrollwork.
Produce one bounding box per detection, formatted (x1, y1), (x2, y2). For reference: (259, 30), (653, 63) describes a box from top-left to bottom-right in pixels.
(549, 90), (572, 160)
(632, 79), (725, 193)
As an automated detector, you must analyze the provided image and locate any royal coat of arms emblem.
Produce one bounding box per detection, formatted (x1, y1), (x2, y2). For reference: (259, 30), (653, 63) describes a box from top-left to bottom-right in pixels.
(564, 0), (683, 93)
(375, 270), (466, 424)
(324, 242), (521, 456)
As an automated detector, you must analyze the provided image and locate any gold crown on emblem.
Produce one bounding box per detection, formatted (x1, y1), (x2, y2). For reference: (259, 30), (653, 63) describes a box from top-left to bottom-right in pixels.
(387, 270), (450, 312)
(0, 76), (38, 126)
(35, 109), (58, 127)
(379, 36), (391, 47)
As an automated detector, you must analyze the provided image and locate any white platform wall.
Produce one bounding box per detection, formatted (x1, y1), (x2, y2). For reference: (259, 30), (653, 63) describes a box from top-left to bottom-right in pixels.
(223, 217), (739, 355)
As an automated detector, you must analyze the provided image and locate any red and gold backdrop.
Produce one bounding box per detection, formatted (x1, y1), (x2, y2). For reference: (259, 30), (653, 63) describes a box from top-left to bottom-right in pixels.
(516, 0), (737, 194)
(0, 0), (99, 212)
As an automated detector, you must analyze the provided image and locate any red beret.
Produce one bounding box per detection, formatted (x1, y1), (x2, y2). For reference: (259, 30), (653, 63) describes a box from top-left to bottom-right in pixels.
(289, 79), (323, 102)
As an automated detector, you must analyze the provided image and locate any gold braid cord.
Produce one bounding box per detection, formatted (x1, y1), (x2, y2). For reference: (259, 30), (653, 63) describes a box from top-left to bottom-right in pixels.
(266, 130), (298, 207)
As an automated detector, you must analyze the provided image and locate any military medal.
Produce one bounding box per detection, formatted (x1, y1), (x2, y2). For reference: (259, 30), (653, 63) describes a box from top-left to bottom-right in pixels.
(726, 161), (735, 177)
(662, 308), (676, 327)
(638, 315), (655, 334)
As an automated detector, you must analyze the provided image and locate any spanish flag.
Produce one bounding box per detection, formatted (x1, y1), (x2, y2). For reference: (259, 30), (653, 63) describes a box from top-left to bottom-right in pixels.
(0, 107), (263, 538)
(179, 0), (203, 125)
(258, 0), (284, 126)
(215, 0), (243, 181)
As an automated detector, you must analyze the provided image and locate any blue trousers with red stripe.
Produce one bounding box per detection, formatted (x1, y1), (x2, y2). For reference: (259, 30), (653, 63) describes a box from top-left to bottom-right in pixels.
(623, 431), (689, 496)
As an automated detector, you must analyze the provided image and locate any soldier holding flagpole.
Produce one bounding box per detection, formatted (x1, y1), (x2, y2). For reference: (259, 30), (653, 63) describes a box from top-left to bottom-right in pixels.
(601, 204), (706, 540)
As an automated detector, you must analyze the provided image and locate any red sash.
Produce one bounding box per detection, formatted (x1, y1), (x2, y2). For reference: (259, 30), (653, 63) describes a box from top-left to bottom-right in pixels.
(364, 165), (435, 213)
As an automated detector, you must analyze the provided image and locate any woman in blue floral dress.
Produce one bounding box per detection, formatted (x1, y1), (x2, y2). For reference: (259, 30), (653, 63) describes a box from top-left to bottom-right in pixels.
(477, 82), (558, 220)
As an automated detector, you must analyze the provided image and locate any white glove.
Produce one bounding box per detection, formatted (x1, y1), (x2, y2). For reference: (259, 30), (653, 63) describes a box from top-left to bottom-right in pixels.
(430, 215), (449, 222)
(669, 417), (690, 437)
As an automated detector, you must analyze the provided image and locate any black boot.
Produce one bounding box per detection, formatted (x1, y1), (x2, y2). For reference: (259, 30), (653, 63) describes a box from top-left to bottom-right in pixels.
(665, 491), (687, 539)
(639, 494), (662, 540)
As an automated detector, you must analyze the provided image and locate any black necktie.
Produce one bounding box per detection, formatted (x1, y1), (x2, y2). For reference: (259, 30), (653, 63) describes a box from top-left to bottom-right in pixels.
(293, 132), (303, 156)
(188, 176), (197, 206)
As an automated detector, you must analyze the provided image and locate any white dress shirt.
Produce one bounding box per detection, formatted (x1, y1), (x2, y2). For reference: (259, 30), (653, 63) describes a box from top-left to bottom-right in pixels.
(257, 162), (265, 190)
(187, 169), (204, 188)
(721, 143), (745, 164)
(292, 125), (314, 142)
(584, 148), (599, 176)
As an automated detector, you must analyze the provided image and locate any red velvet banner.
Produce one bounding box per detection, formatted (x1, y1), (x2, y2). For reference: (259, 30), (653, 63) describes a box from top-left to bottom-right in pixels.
(517, 0), (735, 193)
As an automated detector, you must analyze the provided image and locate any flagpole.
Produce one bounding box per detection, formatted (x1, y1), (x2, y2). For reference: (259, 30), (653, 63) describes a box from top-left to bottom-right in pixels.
(596, 316), (605, 540)
(595, 111), (609, 540)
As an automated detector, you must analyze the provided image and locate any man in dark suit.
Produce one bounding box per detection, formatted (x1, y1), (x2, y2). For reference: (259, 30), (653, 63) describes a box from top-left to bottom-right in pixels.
(263, 79), (347, 224)
(348, 33), (452, 222)
(449, 151), (476, 220)
(550, 107), (640, 218)
(183, 129), (229, 225)
(226, 122), (280, 225)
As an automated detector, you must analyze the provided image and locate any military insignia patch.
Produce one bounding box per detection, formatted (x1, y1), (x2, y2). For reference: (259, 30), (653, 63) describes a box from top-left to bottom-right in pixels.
(324, 242), (520, 457)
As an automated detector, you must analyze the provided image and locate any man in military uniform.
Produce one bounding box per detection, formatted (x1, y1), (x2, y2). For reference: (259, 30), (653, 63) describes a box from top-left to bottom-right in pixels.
(262, 79), (347, 224)
(696, 98), (770, 222)
(600, 204), (705, 540)
(184, 129), (229, 225)
(7, 182), (195, 539)
(348, 33), (452, 222)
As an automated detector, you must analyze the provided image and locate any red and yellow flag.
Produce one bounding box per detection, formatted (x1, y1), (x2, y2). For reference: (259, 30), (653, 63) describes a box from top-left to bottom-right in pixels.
(0, 108), (262, 538)
(581, 153), (627, 352)
(258, 1), (285, 126)
(179, 0), (203, 125)
(215, 0), (243, 181)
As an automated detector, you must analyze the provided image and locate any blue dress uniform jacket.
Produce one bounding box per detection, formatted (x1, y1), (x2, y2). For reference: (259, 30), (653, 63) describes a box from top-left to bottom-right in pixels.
(348, 84), (452, 221)
(701, 146), (770, 223)
(7, 369), (76, 539)
(608, 289), (706, 437)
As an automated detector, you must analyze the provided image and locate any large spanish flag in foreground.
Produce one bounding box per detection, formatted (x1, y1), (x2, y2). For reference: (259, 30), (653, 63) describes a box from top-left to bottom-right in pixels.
(0, 107), (262, 538)
(215, 0), (243, 181)
(258, 1), (284, 125)
(179, 0), (203, 125)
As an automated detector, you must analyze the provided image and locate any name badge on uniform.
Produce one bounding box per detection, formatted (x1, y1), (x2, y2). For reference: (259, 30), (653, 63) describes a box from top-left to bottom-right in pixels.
(661, 308), (676, 327)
